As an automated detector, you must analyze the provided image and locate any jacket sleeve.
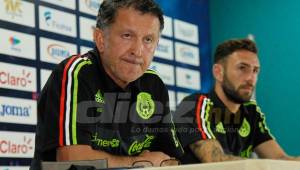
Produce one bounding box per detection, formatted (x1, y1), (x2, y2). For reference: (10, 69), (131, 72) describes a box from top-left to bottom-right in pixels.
(252, 105), (274, 148)
(174, 94), (215, 149)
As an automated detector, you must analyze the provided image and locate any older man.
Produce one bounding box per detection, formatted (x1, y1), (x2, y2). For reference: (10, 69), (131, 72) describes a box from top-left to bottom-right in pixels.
(31, 0), (183, 169)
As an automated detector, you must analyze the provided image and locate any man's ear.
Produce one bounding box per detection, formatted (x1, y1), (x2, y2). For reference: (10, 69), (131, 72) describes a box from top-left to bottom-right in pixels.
(93, 28), (105, 52)
(213, 63), (224, 82)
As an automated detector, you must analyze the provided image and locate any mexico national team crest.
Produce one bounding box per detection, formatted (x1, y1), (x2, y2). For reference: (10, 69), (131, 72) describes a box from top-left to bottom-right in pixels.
(239, 118), (251, 137)
(136, 92), (155, 119)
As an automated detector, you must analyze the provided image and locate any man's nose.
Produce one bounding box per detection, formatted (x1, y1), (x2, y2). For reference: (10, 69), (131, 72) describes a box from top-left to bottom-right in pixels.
(246, 72), (257, 85)
(131, 40), (143, 57)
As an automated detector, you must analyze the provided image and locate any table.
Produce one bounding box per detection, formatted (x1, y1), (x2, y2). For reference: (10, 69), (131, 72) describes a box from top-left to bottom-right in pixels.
(141, 159), (300, 170)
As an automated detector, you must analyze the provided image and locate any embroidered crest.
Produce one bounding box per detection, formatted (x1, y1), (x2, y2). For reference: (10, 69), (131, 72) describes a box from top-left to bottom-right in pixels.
(136, 92), (155, 119)
(238, 118), (251, 137)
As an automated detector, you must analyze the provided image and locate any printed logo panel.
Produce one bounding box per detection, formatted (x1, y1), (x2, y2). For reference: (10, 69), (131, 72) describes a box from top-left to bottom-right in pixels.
(39, 6), (77, 37)
(79, 0), (102, 16)
(168, 90), (176, 111)
(0, 166), (29, 170)
(0, 28), (36, 60)
(175, 42), (200, 66)
(176, 67), (201, 90)
(40, 37), (77, 64)
(0, 0), (35, 27)
(174, 19), (199, 44)
(80, 46), (93, 54)
(154, 38), (173, 60)
(80, 16), (96, 42)
(0, 62), (37, 92)
(0, 96), (37, 125)
(40, 69), (52, 90)
(149, 62), (175, 86)
(177, 92), (190, 105)
(41, 0), (76, 10)
(0, 131), (35, 158)
(161, 15), (173, 37)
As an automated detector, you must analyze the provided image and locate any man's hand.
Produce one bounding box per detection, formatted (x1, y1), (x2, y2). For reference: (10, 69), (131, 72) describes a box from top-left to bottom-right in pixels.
(57, 145), (172, 167)
(136, 150), (171, 166)
(189, 139), (244, 163)
(254, 140), (300, 161)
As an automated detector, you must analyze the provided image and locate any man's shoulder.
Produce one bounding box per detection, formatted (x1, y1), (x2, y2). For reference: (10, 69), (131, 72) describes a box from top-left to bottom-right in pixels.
(243, 100), (259, 108)
(139, 69), (164, 84)
(181, 93), (209, 102)
(243, 100), (264, 115)
(55, 53), (94, 75)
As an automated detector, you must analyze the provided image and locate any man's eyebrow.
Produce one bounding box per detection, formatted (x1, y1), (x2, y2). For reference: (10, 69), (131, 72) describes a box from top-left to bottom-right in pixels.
(239, 62), (260, 68)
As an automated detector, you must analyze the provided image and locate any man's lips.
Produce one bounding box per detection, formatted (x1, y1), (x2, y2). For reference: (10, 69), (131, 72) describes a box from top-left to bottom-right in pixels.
(240, 85), (253, 91)
(122, 57), (143, 65)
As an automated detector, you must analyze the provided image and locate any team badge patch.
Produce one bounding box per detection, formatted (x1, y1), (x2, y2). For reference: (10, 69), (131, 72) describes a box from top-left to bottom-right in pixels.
(136, 92), (155, 119)
(239, 118), (251, 137)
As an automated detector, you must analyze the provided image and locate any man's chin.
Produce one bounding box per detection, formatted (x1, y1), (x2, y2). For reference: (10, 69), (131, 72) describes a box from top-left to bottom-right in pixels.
(241, 95), (252, 102)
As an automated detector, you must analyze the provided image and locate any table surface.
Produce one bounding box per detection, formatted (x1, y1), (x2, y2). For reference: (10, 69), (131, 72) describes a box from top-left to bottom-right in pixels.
(138, 159), (300, 170)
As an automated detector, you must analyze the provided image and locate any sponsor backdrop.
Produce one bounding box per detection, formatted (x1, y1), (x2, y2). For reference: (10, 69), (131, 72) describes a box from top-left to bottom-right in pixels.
(0, 0), (211, 167)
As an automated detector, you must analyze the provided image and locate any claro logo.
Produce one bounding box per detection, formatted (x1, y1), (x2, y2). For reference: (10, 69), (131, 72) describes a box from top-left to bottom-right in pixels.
(0, 104), (31, 117)
(47, 44), (70, 60)
(0, 69), (32, 87)
(0, 136), (33, 155)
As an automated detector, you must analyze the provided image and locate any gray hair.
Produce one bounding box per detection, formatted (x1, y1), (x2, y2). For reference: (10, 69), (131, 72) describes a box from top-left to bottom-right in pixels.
(96, 0), (164, 31)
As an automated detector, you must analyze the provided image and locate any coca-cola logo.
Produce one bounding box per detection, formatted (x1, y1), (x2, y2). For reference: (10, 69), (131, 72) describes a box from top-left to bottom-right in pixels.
(0, 136), (33, 155)
(0, 69), (32, 87)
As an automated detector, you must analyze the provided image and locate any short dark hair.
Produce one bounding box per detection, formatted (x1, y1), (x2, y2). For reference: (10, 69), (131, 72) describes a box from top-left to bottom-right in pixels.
(214, 38), (258, 63)
(96, 0), (164, 31)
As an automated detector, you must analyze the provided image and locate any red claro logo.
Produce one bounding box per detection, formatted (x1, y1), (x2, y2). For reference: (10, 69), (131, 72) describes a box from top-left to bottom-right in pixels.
(0, 69), (32, 87)
(0, 136), (33, 154)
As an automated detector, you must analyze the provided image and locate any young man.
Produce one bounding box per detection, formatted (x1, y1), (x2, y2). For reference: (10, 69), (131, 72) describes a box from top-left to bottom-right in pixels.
(175, 38), (300, 164)
(31, 0), (183, 169)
